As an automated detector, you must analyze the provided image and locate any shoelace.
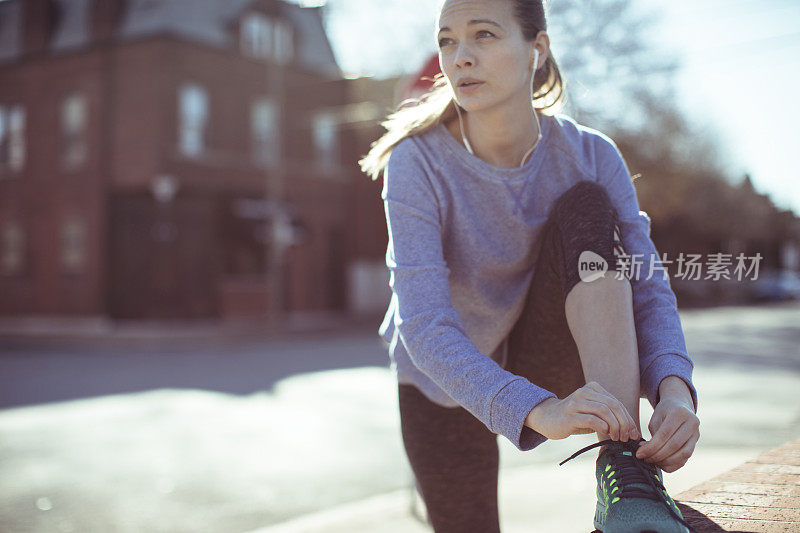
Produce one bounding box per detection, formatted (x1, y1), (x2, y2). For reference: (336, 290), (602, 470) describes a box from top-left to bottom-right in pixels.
(559, 438), (695, 533)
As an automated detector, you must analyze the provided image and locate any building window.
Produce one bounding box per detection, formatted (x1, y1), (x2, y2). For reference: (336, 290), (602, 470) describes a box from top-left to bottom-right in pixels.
(242, 12), (272, 59)
(62, 92), (88, 169)
(0, 107), (7, 172)
(240, 12), (293, 64)
(178, 83), (209, 158)
(1, 221), (26, 276)
(251, 98), (278, 166)
(9, 106), (25, 172)
(313, 111), (338, 168)
(0, 104), (26, 175)
(273, 19), (294, 65)
(61, 217), (87, 275)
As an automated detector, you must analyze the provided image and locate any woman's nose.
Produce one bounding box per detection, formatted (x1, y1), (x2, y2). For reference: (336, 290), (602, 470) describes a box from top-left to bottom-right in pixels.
(454, 44), (475, 68)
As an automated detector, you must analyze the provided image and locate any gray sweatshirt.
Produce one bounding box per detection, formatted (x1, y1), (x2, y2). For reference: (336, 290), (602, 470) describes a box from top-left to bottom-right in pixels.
(378, 112), (698, 452)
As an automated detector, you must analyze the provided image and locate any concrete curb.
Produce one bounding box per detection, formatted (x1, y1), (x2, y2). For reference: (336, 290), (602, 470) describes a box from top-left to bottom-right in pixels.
(245, 488), (425, 533)
(243, 447), (766, 533)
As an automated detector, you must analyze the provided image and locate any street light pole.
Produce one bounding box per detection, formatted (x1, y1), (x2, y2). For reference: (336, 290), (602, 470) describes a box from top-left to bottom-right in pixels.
(267, 40), (286, 324)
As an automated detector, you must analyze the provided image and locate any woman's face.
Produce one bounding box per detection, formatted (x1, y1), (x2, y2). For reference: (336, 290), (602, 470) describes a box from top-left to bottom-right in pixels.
(437, 0), (538, 113)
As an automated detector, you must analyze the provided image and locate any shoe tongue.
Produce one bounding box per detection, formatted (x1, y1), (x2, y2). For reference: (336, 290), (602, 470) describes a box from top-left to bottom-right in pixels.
(599, 444), (660, 493)
(601, 441), (634, 456)
(599, 443), (642, 469)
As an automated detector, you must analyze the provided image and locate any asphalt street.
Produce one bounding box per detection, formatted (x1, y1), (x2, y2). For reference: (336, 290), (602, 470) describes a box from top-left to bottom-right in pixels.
(0, 301), (798, 532)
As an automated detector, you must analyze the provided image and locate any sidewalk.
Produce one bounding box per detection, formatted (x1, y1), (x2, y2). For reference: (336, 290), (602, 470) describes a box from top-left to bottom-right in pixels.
(252, 445), (765, 533)
(1, 302), (798, 532)
(676, 436), (800, 532)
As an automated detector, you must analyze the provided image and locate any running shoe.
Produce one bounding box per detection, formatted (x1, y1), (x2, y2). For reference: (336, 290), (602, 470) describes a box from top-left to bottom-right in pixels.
(559, 438), (693, 533)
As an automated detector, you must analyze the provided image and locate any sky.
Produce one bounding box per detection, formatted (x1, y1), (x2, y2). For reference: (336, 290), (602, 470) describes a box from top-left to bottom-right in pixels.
(636, 0), (800, 214)
(3, 0), (791, 212)
(311, 0), (800, 215)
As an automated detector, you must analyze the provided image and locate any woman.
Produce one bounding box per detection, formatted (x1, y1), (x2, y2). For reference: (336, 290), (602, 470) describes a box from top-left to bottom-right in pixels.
(360, 1), (700, 532)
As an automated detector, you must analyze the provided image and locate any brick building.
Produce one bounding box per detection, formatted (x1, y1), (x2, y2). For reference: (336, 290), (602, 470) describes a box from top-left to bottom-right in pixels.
(343, 56), (442, 317)
(0, 0), (359, 319)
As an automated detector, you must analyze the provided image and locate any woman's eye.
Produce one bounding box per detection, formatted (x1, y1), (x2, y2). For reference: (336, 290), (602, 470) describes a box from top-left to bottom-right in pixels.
(438, 31), (492, 47)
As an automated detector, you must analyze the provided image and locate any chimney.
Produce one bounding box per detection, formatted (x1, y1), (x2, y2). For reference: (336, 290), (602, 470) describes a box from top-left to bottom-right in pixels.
(91, 0), (126, 42)
(23, 0), (56, 55)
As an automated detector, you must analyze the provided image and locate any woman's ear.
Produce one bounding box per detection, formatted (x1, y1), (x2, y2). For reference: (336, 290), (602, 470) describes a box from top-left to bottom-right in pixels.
(531, 48), (540, 71)
(532, 31), (550, 70)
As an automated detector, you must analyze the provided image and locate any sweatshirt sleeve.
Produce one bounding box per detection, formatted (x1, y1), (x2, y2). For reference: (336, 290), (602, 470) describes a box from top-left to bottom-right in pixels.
(382, 139), (558, 451)
(594, 136), (698, 414)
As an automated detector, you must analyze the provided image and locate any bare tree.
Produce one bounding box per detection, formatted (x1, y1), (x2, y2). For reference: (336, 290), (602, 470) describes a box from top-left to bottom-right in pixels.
(545, 0), (681, 133)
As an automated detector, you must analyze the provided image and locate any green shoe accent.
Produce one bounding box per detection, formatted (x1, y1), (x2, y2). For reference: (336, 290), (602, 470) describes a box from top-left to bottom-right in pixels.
(559, 438), (693, 533)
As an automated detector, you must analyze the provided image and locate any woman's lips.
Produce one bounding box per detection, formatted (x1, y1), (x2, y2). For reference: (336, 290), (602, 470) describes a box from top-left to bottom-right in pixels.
(458, 81), (484, 93)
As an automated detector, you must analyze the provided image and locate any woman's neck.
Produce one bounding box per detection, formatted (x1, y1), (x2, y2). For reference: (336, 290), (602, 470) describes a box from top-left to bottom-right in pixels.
(458, 98), (540, 168)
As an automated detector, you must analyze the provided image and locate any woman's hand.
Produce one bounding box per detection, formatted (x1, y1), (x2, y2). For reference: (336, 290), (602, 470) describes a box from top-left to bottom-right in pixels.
(525, 381), (640, 441)
(636, 397), (700, 473)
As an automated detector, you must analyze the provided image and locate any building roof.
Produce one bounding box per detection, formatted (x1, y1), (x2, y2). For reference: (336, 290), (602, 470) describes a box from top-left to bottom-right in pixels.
(51, 0), (91, 52)
(0, 0), (340, 77)
(0, 0), (23, 63)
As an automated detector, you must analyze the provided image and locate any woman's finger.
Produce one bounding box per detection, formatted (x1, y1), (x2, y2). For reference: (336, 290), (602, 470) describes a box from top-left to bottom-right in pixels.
(638, 412), (683, 462)
(572, 393), (614, 423)
(647, 424), (692, 463)
(658, 432), (698, 473)
(578, 399), (620, 438)
(581, 390), (633, 440)
(584, 385), (638, 437)
(574, 413), (609, 436)
(607, 398), (637, 440)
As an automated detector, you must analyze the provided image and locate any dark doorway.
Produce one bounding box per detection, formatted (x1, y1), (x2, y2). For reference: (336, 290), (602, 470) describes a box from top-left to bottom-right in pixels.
(109, 194), (219, 319)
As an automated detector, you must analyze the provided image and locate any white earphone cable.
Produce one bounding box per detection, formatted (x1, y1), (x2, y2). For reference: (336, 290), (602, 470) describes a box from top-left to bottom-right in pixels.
(456, 49), (542, 168)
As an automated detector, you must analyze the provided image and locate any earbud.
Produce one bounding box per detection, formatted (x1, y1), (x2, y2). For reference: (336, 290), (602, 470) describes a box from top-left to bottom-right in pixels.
(454, 46), (543, 166)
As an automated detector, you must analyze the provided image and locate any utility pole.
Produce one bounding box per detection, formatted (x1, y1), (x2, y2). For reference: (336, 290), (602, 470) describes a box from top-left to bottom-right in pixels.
(266, 29), (287, 324)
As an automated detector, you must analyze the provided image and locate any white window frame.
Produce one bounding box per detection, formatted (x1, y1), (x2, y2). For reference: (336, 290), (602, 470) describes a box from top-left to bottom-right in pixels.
(1, 221), (26, 276)
(62, 92), (88, 170)
(8, 106), (25, 172)
(178, 83), (209, 158)
(61, 216), (88, 275)
(0, 104), (26, 175)
(0, 107), (7, 171)
(274, 19), (294, 65)
(241, 12), (273, 60)
(313, 110), (338, 170)
(241, 12), (293, 64)
(251, 97), (278, 166)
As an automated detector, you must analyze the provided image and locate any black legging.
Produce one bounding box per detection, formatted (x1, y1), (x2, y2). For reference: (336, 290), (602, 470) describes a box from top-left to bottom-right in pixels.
(398, 180), (630, 532)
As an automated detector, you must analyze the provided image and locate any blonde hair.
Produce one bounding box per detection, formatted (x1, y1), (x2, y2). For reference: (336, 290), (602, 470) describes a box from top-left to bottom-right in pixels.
(358, 0), (567, 181)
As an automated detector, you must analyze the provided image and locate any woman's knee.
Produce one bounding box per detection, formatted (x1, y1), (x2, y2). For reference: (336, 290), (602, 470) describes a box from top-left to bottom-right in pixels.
(546, 180), (631, 301)
(551, 180), (616, 226)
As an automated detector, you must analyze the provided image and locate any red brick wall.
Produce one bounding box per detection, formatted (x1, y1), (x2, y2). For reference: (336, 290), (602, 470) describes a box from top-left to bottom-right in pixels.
(1, 19), (356, 318)
(0, 49), (107, 315)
